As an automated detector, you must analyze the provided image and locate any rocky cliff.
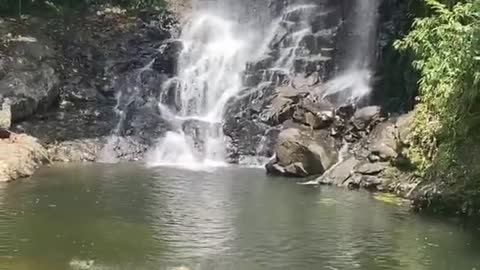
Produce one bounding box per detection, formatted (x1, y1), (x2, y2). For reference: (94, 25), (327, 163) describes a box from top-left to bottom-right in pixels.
(0, 5), (184, 180)
(1, 6), (182, 166)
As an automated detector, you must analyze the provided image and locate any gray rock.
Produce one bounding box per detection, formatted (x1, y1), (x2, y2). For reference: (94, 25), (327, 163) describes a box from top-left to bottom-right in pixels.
(48, 139), (101, 163)
(396, 112), (414, 146)
(359, 175), (384, 189)
(97, 136), (149, 162)
(273, 128), (338, 176)
(304, 112), (324, 129)
(369, 122), (399, 161)
(290, 74), (320, 90)
(0, 45), (59, 122)
(290, 97), (335, 129)
(284, 162), (309, 177)
(308, 101), (334, 115)
(298, 110), (334, 130)
(262, 95), (295, 125)
(345, 174), (363, 189)
(353, 105), (382, 130)
(355, 162), (388, 175)
(265, 159), (286, 176)
(275, 85), (307, 101)
(344, 174), (383, 190)
(317, 157), (359, 185)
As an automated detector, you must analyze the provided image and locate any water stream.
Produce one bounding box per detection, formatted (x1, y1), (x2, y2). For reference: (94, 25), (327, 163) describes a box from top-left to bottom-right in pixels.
(146, 11), (253, 168)
(321, 0), (380, 104)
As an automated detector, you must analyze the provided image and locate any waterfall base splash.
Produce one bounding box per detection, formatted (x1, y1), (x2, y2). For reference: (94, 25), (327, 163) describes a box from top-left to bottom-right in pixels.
(145, 131), (228, 170)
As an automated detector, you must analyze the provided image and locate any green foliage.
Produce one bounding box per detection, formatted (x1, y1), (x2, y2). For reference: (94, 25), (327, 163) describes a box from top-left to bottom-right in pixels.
(395, 0), (480, 213)
(395, 0), (480, 173)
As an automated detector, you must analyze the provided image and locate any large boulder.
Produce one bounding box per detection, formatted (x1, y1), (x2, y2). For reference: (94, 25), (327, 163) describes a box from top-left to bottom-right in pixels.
(352, 105), (382, 130)
(0, 133), (49, 182)
(267, 128), (338, 177)
(368, 121), (399, 161)
(396, 112), (414, 146)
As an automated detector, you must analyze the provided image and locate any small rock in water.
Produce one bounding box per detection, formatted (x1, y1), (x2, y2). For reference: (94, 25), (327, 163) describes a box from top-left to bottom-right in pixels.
(318, 198), (337, 206)
(69, 259), (94, 270)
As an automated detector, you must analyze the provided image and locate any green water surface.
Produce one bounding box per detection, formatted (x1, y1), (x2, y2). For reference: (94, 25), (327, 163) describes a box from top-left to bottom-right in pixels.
(0, 163), (479, 270)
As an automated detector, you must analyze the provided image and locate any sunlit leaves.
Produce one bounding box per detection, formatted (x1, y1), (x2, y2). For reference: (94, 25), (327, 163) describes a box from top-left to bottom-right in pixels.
(394, 0), (480, 173)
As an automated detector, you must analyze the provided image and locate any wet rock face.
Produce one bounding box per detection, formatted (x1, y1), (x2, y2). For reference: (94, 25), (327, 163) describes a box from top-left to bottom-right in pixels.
(368, 121), (399, 161)
(0, 18), (59, 123)
(224, 0), (347, 161)
(3, 8), (180, 162)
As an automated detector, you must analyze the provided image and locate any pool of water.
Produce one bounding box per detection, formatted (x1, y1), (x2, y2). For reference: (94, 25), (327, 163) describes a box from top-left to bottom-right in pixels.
(0, 163), (479, 270)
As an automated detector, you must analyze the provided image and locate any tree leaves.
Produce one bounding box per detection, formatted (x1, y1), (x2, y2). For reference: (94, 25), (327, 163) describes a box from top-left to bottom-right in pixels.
(395, 0), (480, 176)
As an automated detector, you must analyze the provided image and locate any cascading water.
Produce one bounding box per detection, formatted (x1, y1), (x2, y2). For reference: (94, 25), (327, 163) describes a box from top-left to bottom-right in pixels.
(146, 1), (271, 168)
(322, 0), (381, 104)
(156, 19), (245, 166)
(145, 0), (381, 168)
(146, 1), (321, 168)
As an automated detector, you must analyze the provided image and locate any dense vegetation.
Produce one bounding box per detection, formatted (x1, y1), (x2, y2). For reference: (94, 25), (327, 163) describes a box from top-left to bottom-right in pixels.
(395, 0), (480, 213)
(0, 0), (166, 15)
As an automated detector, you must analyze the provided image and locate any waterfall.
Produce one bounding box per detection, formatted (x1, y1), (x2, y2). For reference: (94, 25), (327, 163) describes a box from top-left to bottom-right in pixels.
(146, 0), (320, 168)
(322, 0), (380, 104)
(146, 0), (274, 168)
(145, 0), (381, 168)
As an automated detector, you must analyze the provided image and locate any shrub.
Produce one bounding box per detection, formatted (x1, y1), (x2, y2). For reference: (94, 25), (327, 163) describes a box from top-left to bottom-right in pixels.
(395, 0), (480, 174)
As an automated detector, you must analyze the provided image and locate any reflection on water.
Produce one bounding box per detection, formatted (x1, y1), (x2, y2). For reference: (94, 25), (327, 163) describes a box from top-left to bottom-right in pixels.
(0, 163), (479, 270)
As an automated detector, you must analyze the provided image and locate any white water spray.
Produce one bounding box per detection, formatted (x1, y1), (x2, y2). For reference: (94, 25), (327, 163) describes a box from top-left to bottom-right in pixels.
(322, 0), (380, 104)
(146, 2), (321, 168)
(146, 11), (258, 168)
(146, 0), (381, 168)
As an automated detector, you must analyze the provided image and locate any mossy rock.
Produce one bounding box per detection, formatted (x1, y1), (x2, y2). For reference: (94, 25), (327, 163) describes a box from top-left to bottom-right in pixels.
(373, 193), (405, 205)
